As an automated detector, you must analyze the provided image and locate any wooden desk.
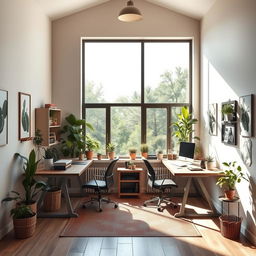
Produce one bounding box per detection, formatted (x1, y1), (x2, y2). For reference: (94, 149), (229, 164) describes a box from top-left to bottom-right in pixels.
(36, 160), (93, 218)
(162, 160), (223, 218)
(117, 168), (143, 198)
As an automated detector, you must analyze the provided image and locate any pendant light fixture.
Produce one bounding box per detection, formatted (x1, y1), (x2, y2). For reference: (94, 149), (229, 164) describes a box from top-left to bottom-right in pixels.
(118, 0), (142, 22)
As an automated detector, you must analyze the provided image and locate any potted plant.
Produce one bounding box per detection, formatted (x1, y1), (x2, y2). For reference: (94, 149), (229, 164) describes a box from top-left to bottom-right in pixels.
(2, 149), (47, 213)
(127, 160), (136, 170)
(222, 104), (234, 121)
(97, 153), (102, 160)
(11, 205), (36, 239)
(140, 144), (148, 159)
(171, 106), (200, 143)
(61, 114), (93, 158)
(43, 147), (58, 169)
(43, 186), (61, 212)
(157, 150), (164, 160)
(206, 155), (215, 170)
(129, 148), (137, 160)
(106, 143), (116, 160)
(85, 134), (100, 160)
(216, 161), (248, 200)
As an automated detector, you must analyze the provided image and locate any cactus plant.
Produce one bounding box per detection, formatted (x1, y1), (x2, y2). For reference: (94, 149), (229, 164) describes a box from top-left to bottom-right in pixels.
(0, 99), (7, 134)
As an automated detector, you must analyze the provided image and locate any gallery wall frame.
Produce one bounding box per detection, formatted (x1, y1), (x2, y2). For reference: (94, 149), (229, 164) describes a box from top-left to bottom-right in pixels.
(0, 89), (8, 146)
(221, 123), (237, 145)
(208, 103), (218, 136)
(239, 94), (253, 137)
(18, 92), (32, 141)
(221, 100), (237, 122)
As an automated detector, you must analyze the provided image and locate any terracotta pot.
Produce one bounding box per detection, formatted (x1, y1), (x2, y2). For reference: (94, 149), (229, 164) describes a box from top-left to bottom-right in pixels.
(44, 158), (53, 170)
(43, 188), (61, 212)
(141, 152), (148, 159)
(225, 190), (236, 200)
(79, 153), (84, 161)
(206, 161), (215, 170)
(130, 153), (136, 160)
(219, 215), (242, 240)
(13, 213), (37, 239)
(17, 201), (37, 214)
(85, 151), (94, 160)
(108, 152), (115, 160)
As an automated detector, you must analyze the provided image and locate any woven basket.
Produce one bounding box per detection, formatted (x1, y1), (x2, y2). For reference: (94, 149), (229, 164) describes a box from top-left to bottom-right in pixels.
(219, 215), (242, 240)
(43, 189), (61, 212)
(13, 214), (36, 239)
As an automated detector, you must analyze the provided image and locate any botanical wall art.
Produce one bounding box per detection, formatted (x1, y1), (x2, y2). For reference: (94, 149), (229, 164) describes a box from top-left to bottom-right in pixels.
(221, 100), (237, 122)
(19, 92), (31, 141)
(0, 89), (8, 146)
(222, 123), (236, 145)
(239, 94), (253, 137)
(208, 103), (218, 136)
(240, 137), (252, 167)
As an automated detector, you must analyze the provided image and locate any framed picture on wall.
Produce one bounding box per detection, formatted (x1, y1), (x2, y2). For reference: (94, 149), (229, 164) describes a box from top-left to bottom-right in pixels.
(19, 92), (32, 141)
(221, 123), (237, 145)
(0, 89), (8, 146)
(208, 103), (218, 136)
(239, 94), (253, 137)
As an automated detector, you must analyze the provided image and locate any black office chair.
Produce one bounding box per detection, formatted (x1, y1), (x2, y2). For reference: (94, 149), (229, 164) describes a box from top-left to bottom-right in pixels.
(143, 159), (178, 212)
(81, 158), (119, 212)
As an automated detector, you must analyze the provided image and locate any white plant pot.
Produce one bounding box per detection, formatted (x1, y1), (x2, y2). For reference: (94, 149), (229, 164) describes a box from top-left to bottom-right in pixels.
(206, 161), (215, 170)
(157, 154), (164, 160)
(44, 158), (53, 170)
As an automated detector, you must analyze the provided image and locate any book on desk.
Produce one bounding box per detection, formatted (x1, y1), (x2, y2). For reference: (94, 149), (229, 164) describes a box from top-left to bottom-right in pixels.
(53, 159), (72, 170)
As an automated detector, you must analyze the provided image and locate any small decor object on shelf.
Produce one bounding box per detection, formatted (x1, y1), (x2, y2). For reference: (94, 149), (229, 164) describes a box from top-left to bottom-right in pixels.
(106, 143), (116, 160)
(127, 161), (136, 170)
(129, 148), (137, 160)
(205, 155), (215, 170)
(45, 103), (57, 108)
(208, 103), (218, 136)
(239, 94), (253, 137)
(222, 123), (236, 145)
(97, 153), (102, 160)
(0, 89), (8, 146)
(140, 144), (148, 159)
(19, 92), (31, 141)
(216, 161), (248, 200)
(156, 150), (164, 160)
(240, 137), (252, 167)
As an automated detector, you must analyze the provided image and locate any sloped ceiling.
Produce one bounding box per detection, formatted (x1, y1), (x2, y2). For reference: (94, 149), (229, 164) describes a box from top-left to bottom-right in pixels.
(35, 0), (216, 20)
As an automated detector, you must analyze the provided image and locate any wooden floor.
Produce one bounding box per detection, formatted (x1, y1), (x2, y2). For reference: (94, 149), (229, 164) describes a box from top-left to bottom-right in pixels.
(0, 197), (255, 256)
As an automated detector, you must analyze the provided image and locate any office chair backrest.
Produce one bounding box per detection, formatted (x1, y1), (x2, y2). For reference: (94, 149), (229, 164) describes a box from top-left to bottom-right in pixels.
(143, 159), (156, 184)
(105, 158), (119, 188)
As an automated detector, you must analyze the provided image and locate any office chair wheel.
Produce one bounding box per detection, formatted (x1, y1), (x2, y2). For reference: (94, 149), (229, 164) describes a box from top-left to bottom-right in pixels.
(143, 203), (147, 207)
(157, 207), (163, 212)
(98, 208), (102, 212)
(82, 205), (86, 209)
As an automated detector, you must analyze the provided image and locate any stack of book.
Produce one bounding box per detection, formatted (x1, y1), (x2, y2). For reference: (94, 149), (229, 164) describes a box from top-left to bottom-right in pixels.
(53, 159), (72, 170)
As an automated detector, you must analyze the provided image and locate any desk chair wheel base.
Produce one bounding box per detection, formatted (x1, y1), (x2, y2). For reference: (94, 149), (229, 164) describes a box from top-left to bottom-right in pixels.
(114, 204), (118, 208)
(157, 207), (163, 212)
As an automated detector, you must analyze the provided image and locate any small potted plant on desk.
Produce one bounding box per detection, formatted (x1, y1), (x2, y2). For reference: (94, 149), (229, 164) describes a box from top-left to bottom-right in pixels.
(85, 134), (100, 160)
(106, 143), (116, 160)
(156, 150), (164, 160)
(129, 148), (137, 160)
(205, 155), (215, 170)
(140, 144), (148, 159)
(44, 147), (58, 169)
(2, 149), (47, 214)
(97, 152), (102, 160)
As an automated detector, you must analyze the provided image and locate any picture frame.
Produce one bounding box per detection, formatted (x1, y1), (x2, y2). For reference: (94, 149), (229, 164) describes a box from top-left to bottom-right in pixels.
(0, 89), (8, 146)
(19, 92), (31, 141)
(221, 100), (237, 122)
(208, 103), (218, 136)
(239, 94), (253, 137)
(221, 123), (237, 145)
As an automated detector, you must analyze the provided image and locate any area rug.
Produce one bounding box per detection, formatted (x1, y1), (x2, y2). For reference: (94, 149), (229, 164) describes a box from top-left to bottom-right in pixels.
(60, 197), (201, 237)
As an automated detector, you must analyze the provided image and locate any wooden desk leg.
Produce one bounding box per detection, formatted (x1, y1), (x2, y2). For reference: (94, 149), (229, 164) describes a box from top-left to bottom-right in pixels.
(77, 176), (85, 197)
(174, 177), (192, 218)
(197, 177), (219, 216)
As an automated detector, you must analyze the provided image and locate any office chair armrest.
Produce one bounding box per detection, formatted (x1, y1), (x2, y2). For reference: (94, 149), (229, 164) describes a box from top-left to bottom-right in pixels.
(158, 178), (166, 190)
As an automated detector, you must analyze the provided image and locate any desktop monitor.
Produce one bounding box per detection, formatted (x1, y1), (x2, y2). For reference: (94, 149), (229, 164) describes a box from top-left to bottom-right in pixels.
(179, 142), (195, 160)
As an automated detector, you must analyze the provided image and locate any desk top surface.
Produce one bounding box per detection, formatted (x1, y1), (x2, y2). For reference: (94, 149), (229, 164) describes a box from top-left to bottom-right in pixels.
(35, 160), (93, 176)
(117, 167), (143, 172)
(162, 160), (223, 177)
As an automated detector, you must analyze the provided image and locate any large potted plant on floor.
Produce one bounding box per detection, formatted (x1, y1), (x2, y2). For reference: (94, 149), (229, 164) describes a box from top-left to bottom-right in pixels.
(106, 143), (116, 160)
(85, 134), (100, 160)
(2, 149), (47, 213)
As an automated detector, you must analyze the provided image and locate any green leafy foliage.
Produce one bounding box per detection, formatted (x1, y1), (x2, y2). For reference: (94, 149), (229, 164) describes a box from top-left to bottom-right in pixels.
(2, 150), (47, 205)
(129, 148), (137, 154)
(216, 161), (249, 190)
(61, 114), (93, 157)
(140, 144), (148, 153)
(22, 100), (29, 132)
(171, 106), (199, 143)
(85, 134), (100, 151)
(10, 205), (35, 219)
(0, 99), (7, 134)
(221, 104), (234, 114)
(43, 147), (59, 161)
(106, 143), (116, 152)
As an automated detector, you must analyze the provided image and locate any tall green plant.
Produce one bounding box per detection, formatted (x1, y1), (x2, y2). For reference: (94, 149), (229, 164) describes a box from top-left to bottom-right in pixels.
(85, 134), (100, 151)
(171, 106), (199, 143)
(2, 149), (47, 204)
(61, 114), (93, 157)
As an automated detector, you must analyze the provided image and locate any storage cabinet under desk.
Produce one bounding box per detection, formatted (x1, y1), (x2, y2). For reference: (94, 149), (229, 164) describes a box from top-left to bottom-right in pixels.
(117, 168), (143, 198)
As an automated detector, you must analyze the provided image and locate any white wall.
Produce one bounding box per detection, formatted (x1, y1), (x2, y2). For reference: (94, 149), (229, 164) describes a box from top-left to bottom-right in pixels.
(201, 0), (256, 244)
(52, 0), (200, 121)
(0, 0), (51, 238)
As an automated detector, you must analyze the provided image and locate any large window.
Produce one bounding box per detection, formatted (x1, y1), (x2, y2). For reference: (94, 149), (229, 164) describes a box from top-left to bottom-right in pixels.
(83, 40), (192, 156)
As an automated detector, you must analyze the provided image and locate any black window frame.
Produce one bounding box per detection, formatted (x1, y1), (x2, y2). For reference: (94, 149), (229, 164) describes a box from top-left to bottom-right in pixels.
(82, 39), (192, 155)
